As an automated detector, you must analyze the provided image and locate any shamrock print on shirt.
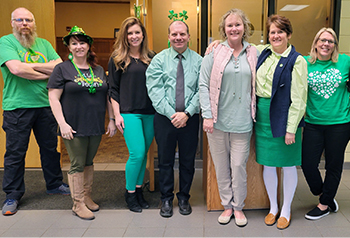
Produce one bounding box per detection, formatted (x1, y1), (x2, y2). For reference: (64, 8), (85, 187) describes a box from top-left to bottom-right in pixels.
(307, 68), (342, 99)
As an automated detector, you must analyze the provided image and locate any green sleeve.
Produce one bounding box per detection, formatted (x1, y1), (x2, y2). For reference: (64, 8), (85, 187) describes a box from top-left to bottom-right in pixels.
(286, 55), (308, 133)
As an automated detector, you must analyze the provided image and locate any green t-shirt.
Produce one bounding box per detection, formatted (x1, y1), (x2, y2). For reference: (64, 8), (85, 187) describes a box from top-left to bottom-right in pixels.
(0, 34), (60, 110)
(304, 54), (350, 125)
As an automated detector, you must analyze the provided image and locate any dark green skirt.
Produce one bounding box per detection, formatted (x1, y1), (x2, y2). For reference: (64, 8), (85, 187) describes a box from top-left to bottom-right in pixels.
(255, 97), (302, 167)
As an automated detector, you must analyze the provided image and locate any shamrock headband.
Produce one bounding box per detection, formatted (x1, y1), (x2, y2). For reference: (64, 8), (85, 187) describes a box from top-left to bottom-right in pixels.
(168, 10), (188, 22)
(63, 25), (93, 46)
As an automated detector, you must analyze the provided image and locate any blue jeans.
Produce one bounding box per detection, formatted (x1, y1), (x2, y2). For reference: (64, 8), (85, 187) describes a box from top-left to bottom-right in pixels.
(2, 108), (64, 200)
(122, 114), (154, 191)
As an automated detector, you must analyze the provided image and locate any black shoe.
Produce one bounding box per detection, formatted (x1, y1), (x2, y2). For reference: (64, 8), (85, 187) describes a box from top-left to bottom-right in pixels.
(125, 190), (142, 213)
(136, 187), (150, 209)
(160, 200), (173, 218)
(305, 206), (329, 220)
(178, 199), (192, 215)
(329, 199), (339, 213)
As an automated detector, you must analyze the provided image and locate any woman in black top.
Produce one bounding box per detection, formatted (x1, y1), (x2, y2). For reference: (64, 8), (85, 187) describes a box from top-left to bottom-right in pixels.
(108, 17), (155, 213)
(48, 26), (116, 220)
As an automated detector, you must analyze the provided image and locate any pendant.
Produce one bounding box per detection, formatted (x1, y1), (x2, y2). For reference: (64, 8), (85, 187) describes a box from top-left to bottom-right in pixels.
(30, 55), (39, 62)
(89, 85), (96, 94)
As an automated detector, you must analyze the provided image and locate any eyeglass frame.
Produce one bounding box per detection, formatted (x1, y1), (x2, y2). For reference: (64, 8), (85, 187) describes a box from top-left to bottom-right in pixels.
(12, 18), (34, 23)
(318, 38), (336, 45)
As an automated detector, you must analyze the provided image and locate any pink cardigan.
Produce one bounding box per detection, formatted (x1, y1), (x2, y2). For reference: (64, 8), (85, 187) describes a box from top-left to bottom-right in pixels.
(209, 43), (257, 123)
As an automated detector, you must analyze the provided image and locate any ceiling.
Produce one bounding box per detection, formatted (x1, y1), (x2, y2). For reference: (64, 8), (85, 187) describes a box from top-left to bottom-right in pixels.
(55, 0), (130, 3)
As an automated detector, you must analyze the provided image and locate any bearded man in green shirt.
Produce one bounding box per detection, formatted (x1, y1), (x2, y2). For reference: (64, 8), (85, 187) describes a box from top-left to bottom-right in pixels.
(0, 7), (69, 216)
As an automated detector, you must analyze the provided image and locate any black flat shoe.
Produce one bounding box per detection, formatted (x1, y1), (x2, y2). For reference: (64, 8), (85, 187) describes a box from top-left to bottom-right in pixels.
(160, 200), (173, 218)
(178, 199), (192, 215)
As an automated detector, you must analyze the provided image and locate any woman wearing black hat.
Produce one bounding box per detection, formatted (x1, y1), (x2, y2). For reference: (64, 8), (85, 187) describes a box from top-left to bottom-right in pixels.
(47, 26), (116, 220)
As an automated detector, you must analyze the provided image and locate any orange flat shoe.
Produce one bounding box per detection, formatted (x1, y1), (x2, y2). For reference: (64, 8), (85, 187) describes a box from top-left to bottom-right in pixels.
(277, 216), (290, 230)
(265, 213), (278, 226)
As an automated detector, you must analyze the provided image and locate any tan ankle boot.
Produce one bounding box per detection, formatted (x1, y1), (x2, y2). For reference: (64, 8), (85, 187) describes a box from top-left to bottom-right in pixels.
(83, 165), (99, 212)
(68, 172), (95, 220)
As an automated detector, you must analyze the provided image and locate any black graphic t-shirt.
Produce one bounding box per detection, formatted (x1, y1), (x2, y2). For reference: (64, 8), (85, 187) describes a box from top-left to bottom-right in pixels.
(48, 60), (108, 136)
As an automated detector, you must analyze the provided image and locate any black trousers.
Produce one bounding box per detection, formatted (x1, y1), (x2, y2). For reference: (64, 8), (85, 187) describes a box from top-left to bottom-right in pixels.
(2, 107), (64, 200)
(301, 122), (350, 206)
(154, 112), (199, 202)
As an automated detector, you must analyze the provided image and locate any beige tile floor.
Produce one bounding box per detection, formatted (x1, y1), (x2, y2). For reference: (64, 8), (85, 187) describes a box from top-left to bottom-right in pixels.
(0, 164), (350, 237)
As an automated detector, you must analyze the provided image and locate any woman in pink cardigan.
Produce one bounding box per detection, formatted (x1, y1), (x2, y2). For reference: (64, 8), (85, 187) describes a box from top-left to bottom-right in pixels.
(199, 8), (257, 227)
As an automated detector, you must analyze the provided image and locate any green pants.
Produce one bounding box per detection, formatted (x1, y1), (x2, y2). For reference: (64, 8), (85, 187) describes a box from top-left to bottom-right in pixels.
(122, 113), (154, 191)
(63, 135), (102, 174)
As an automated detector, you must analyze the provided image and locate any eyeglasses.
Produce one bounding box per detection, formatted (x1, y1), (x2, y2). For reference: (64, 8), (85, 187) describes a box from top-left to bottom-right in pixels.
(318, 38), (336, 45)
(12, 18), (34, 23)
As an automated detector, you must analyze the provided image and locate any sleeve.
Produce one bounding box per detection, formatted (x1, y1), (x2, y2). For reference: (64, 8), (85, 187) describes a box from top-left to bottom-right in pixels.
(199, 52), (214, 119)
(47, 64), (65, 89)
(286, 55), (308, 133)
(42, 39), (61, 61)
(252, 44), (269, 54)
(0, 36), (21, 66)
(108, 58), (122, 103)
(185, 55), (202, 116)
(146, 54), (176, 119)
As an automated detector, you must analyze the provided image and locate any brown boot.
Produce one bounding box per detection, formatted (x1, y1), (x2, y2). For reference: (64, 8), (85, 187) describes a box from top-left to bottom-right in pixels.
(68, 172), (95, 220)
(83, 165), (99, 212)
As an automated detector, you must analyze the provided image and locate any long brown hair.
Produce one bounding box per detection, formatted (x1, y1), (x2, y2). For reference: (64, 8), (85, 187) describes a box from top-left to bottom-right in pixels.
(111, 17), (154, 72)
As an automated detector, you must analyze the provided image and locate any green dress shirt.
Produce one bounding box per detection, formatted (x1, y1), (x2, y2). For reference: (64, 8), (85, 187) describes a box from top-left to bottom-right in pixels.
(146, 47), (202, 119)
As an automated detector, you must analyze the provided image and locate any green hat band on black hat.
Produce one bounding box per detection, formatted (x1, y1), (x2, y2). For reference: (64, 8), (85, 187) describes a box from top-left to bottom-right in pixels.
(62, 25), (93, 46)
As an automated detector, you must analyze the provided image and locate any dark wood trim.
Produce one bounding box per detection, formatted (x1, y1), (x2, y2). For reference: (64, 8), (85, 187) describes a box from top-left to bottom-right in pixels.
(333, 0), (342, 38)
(200, 0), (208, 56)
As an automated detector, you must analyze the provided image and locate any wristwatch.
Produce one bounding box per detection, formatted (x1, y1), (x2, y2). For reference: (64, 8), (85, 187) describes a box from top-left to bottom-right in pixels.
(184, 111), (191, 118)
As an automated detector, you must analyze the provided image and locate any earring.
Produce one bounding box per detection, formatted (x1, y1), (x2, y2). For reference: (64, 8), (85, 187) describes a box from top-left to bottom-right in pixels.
(68, 53), (73, 60)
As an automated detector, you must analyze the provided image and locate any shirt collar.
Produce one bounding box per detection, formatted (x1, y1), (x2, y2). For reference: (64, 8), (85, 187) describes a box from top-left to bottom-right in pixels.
(170, 47), (190, 60)
(268, 44), (292, 57)
(222, 40), (249, 55)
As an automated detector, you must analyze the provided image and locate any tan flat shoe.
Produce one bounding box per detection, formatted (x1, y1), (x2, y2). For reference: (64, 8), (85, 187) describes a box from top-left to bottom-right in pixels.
(277, 216), (290, 230)
(265, 213), (278, 226)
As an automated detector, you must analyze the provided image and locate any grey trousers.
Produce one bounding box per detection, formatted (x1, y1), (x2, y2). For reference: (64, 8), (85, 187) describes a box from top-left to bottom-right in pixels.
(207, 129), (252, 210)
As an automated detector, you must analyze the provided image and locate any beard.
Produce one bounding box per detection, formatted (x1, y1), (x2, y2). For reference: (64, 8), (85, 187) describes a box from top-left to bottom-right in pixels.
(13, 26), (37, 48)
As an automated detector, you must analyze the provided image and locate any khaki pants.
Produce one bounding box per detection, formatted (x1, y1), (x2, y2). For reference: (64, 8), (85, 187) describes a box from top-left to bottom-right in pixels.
(207, 129), (252, 210)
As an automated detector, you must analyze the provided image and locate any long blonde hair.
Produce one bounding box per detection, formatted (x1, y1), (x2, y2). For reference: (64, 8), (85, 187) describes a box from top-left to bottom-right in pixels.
(308, 27), (339, 64)
(111, 17), (154, 72)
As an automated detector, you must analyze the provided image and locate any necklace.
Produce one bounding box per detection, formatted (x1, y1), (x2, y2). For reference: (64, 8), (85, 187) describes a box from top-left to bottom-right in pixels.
(131, 56), (139, 63)
(71, 60), (96, 94)
(28, 48), (39, 63)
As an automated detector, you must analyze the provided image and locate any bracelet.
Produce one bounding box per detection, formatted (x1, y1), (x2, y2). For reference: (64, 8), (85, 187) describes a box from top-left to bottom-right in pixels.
(109, 118), (115, 121)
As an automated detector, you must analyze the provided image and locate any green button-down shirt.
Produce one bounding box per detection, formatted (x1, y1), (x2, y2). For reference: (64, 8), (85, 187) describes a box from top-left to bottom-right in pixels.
(146, 47), (202, 119)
